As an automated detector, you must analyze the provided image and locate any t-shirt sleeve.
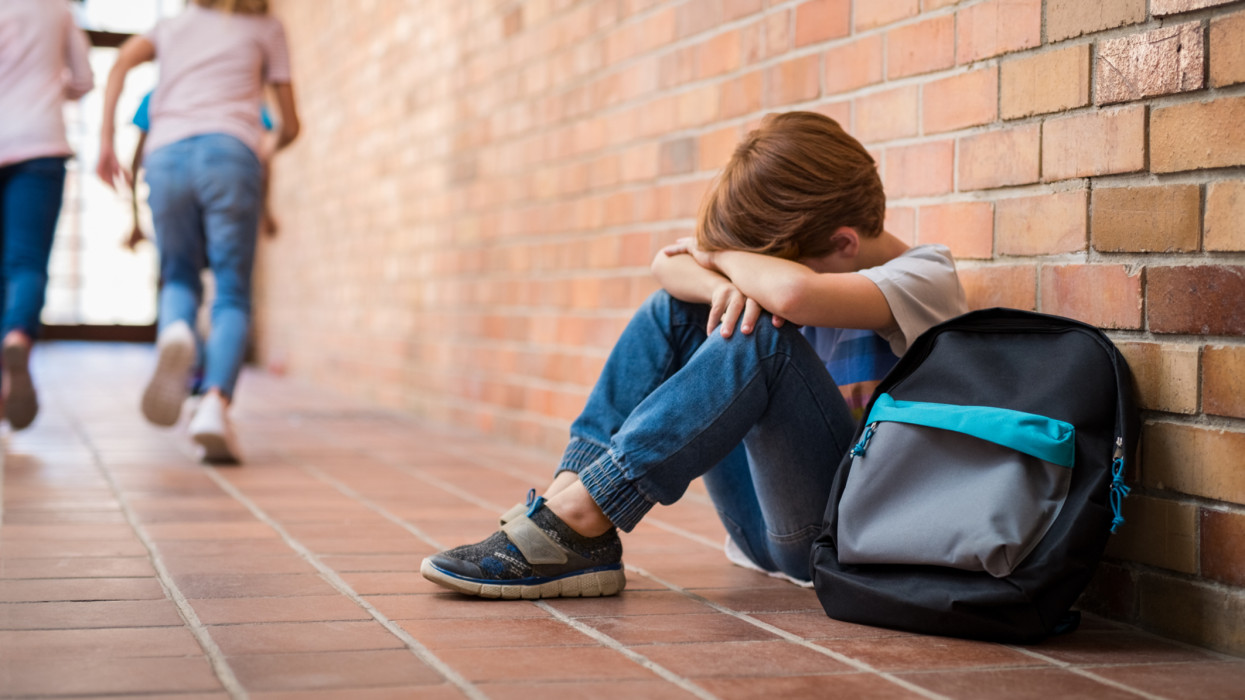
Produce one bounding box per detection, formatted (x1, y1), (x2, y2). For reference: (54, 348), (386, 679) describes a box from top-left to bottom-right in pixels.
(858, 245), (968, 357)
(262, 20), (292, 84)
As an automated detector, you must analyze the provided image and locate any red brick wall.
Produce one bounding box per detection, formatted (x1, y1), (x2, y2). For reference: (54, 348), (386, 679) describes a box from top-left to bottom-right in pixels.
(262, 0), (1245, 652)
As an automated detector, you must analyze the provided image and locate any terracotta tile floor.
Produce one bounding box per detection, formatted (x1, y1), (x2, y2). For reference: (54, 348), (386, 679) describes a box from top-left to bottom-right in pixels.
(2, 341), (1243, 699)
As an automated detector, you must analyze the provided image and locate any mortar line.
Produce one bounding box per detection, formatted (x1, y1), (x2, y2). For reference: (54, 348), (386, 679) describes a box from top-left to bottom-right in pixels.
(198, 467), (487, 700)
(63, 420), (247, 700)
(625, 564), (952, 700)
(1004, 644), (1172, 700)
(298, 460), (718, 699)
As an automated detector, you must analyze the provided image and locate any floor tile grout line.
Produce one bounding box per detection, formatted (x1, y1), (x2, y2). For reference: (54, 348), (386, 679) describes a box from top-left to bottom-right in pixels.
(299, 461), (721, 699)
(534, 600), (720, 700)
(626, 563), (955, 700)
(1003, 645), (1174, 700)
(65, 424), (247, 700)
(198, 467), (488, 700)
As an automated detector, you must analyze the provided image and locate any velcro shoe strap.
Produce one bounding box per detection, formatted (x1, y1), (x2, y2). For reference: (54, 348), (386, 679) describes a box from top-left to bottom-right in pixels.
(501, 515), (570, 565)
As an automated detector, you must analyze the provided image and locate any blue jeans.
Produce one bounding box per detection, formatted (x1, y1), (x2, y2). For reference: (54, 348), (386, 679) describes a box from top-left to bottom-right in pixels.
(145, 134), (262, 399)
(559, 290), (858, 580)
(0, 157), (67, 340)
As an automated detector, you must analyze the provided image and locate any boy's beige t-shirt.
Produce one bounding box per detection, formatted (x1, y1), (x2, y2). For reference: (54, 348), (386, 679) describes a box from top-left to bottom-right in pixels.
(858, 243), (968, 357)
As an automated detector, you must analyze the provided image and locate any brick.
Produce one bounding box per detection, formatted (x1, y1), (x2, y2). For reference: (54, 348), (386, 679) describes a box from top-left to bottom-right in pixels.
(1152, 96), (1245, 173)
(958, 265), (1037, 310)
(854, 86), (919, 143)
(1001, 45), (1091, 119)
(1147, 266), (1245, 335)
(1143, 422), (1245, 503)
(699, 126), (741, 171)
(1202, 509), (1245, 586)
(996, 189), (1087, 255)
(923, 0), (962, 9)
(856, 0), (920, 30)
(794, 0), (851, 47)
(810, 99), (852, 128)
(956, 0), (1041, 65)
(917, 202), (994, 259)
(764, 54), (821, 107)
(724, 0), (764, 21)
(1153, 0), (1238, 16)
(1091, 185), (1202, 253)
(1203, 345), (1245, 418)
(886, 15), (955, 79)
(1104, 495), (1198, 574)
(923, 66), (998, 134)
(885, 206), (916, 244)
(1115, 342), (1200, 414)
(762, 10), (792, 59)
(1042, 106), (1146, 181)
(957, 124), (1041, 191)
(1040, 264), (1143, 329)
(1046, 0), (1146, 42)
(1136, 571), (1245, 656)
(720, 70), (763, 118)
(676, 84), (720, 127)
(1210, 10), (1245, 87)
(1096, 23), (1204, 104)
(659, 137), (697, 176)
(697, 29), (743, 79)
(883, 141), (954, 198)
(824, 35), (884, 94)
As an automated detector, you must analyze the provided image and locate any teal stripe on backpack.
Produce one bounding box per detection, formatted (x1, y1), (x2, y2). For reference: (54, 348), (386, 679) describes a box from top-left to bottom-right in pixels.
(865, 393), (1076, 468)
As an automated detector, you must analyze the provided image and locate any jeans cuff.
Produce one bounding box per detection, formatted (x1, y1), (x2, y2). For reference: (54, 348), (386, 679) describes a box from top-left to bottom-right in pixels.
(578, 452), (653, 533)
(555, 437), (610, 476)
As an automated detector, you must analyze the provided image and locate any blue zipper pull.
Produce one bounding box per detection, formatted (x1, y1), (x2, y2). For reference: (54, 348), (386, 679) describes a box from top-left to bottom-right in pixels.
(851, 422), (878, 457)
(1109, 437), (1131, 533)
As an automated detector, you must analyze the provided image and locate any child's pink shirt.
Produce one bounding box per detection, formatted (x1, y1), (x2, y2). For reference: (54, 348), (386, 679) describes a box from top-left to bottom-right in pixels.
(0, 0), (94, 168)
(143, 5), (291, 157)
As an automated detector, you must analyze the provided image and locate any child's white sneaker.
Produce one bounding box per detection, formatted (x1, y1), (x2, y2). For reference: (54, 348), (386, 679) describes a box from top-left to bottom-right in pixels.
(724, 534), (814, 588)
(188, 393), (242, 464)
(142, 321), (195, 427)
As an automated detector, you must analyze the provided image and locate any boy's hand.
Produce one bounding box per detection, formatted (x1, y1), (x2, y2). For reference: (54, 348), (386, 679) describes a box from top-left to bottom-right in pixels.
(662, 237), (720, 273)
(708, 282), (786, 338)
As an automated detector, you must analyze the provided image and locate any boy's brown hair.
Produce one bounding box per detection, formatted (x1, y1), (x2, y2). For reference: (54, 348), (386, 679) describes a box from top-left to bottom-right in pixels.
(697, 111), (885, 261)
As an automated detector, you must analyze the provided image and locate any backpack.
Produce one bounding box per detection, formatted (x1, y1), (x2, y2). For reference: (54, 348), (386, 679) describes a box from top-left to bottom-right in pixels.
(810, 308), (1139, 643)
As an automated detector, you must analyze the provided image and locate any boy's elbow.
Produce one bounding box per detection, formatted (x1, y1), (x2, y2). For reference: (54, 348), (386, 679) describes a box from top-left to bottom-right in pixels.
(766, 281), (808, 322)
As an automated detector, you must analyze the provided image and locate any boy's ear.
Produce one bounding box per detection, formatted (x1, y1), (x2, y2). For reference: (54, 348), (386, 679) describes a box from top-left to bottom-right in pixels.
(830, 227), (861, 257)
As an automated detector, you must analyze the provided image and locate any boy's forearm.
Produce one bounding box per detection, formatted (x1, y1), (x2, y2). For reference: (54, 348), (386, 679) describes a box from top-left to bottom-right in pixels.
(651, 251), (730, 304)
(710, 251), (811, 317)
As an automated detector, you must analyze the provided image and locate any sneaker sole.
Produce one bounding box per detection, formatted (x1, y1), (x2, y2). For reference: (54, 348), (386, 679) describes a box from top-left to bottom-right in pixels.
(419, 558), (626, 599)
(192, 430), (241, 465)
(3, 344), (37, 430)
(141, 336), (195, 426)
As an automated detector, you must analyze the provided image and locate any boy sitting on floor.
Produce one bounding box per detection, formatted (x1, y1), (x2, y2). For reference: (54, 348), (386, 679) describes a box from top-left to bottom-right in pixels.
(422, 111), (968, 598)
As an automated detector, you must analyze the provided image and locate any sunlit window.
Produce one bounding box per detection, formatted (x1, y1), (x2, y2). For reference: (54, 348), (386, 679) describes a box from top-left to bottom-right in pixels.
(45, 0), (183, 327)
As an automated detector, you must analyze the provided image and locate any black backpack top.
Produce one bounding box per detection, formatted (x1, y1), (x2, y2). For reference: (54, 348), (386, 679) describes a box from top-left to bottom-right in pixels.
(811, 308), (1140, 643)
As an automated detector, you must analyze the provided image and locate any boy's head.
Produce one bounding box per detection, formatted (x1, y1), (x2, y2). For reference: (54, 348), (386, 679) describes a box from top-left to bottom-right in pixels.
(696, 111), (885, 261)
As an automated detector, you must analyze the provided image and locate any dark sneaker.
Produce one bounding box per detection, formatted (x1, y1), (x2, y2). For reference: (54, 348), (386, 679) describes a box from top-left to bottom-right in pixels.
(420, 497), (625, 599)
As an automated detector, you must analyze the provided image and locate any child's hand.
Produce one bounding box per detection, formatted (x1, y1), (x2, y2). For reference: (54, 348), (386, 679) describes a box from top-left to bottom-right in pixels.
(663, 237), (720, 272)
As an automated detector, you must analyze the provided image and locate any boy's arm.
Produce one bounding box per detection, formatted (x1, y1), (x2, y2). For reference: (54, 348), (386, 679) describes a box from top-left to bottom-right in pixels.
(707, 249), (895, 331)
(651, 249), (780, 338)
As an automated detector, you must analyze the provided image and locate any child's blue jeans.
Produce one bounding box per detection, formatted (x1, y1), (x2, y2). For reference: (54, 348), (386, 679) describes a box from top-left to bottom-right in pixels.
(0, 156), (66, 340)
(558, 290), (858, 580)
(145, 133), (262, 399)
